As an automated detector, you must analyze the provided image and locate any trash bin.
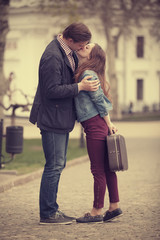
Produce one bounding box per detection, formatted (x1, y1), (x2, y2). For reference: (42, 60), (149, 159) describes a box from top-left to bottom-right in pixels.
(6, 126), (23, 154)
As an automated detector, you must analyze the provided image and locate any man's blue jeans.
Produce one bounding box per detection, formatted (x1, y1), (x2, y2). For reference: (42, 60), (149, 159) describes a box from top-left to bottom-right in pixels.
(40, 130), (69, 218)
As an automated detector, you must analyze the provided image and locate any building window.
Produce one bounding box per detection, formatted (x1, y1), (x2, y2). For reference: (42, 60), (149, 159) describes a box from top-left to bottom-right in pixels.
(137, 79), (143, 100)
(136, 36), (144, 58)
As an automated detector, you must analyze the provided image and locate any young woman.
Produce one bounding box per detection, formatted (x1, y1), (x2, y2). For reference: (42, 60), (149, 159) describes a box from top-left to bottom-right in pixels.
(74, 43), (123, 223)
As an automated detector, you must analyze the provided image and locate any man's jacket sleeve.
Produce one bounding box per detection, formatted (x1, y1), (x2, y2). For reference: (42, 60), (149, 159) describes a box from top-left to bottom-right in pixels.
(39, 55), (78, 99)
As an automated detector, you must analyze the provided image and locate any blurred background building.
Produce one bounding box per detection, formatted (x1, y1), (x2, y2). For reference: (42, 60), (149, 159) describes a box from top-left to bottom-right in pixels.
(2, 0), (160, 118)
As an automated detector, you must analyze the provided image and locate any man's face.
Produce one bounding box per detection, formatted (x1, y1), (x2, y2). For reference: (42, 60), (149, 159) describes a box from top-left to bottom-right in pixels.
(67, 39), (89, 51)
(76, 43), (95, 59)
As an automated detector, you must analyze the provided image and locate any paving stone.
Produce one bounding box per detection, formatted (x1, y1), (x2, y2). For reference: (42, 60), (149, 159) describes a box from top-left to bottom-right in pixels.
(0, 137), (160, 240)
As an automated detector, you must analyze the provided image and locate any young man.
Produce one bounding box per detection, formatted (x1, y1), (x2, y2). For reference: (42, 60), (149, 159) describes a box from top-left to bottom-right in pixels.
(29, 23), (99, 225)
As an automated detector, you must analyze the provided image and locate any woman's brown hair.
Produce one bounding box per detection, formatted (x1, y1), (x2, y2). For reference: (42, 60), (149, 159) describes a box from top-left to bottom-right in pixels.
(75, 44), (111, 100)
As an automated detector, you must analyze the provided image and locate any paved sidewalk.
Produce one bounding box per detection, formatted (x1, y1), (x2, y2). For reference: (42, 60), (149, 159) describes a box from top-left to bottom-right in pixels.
(0, 120), (160, 193)
(0, 122), (160, 239)
(0, 156), (88, 193)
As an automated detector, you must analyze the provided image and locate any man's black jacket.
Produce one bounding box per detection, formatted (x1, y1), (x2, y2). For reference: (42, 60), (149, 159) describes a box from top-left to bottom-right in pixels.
(29, 39), (79, 133)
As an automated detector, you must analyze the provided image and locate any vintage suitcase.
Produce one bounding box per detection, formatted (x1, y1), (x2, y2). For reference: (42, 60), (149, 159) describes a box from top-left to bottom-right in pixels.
(106, 134), (128, 172)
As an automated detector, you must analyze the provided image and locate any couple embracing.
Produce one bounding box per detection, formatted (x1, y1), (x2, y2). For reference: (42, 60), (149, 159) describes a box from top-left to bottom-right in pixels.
(30, 22), (122, 224)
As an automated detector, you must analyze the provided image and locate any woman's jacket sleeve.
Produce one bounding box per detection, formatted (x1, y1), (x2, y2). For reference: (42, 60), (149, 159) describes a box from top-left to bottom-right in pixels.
(82, 70), (112, 117)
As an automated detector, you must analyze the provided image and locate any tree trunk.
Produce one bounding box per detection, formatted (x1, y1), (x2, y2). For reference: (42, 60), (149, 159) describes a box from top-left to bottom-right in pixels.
(107, 37), (121, 120)
(104, 26), (121, 120)
(80, 126), (85, 148)
(99, 0), (122, 120)
(0, 0), (10, 119)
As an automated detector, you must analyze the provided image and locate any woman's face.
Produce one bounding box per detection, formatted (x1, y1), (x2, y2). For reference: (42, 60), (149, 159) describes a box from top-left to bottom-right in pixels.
(76, 43), (95, 60)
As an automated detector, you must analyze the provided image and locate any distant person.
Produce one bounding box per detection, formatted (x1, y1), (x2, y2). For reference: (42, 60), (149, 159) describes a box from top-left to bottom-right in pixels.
(74, 43), (123, 223)
(129, 101), (133, 114)
(29, 23), (100, 225)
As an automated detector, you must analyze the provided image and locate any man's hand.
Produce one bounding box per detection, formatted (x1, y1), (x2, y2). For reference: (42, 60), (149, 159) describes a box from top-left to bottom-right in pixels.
(78, 76), (100, 92)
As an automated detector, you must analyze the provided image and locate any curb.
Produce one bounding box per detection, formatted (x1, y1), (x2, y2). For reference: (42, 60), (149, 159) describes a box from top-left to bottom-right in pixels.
(0, 155), (88, 194)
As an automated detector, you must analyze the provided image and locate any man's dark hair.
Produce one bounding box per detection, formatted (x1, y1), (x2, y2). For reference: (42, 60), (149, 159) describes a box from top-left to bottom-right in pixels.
(63, 22), (91, 43)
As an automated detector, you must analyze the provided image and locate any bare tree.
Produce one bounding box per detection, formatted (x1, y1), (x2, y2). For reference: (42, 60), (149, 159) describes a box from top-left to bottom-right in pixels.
(0, 73), (33, 125)
(0, 0), (10, 118)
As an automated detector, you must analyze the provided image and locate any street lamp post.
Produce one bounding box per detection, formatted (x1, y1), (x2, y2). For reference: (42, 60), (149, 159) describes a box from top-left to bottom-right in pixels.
(0, 119), (3, 169)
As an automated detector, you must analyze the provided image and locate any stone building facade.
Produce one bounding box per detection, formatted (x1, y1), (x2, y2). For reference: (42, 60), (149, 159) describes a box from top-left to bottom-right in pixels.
(3, 0), (160, 116)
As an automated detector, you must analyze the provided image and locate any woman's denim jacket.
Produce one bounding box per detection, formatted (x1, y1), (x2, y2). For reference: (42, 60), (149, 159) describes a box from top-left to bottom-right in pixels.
(75, 70), (112, 122)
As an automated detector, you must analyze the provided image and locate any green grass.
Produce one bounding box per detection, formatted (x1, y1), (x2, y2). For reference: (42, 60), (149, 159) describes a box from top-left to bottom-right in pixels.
(1, 138), (87, 174)
(118, 112), (160, 122)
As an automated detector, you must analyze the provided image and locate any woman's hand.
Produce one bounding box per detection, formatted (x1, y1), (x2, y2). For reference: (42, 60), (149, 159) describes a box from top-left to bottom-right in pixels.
(103, 114), (118, 135)
(78, 76), (100, 92)
(107, 122), (118, 135)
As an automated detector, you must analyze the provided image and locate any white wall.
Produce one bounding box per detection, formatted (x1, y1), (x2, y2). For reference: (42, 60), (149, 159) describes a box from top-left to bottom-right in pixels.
(116, 21), (160, 112)
(3, 11), (160, 116)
